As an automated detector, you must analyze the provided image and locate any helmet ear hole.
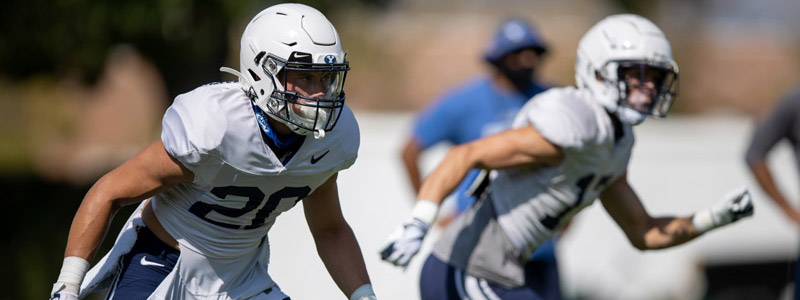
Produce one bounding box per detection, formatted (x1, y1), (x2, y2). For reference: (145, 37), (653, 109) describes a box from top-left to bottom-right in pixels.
(594, 70), (604, 82)
(248, 69), (261, 81)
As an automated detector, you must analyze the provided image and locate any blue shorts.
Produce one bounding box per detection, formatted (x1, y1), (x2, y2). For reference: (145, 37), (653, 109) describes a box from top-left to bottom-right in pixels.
(105, 226), (179, 300)
(419, 254), (548, 300)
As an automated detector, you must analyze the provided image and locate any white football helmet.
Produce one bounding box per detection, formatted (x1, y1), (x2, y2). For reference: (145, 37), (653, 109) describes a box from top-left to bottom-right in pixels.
(222, 3), (349, 138)
(575, 14), (679, 125)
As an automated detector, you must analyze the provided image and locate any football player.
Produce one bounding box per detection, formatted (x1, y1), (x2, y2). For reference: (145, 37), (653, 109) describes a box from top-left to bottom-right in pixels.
(49, 3), (376, 300)
(398, 17), (561, 299)
(381, 14), (754, 299)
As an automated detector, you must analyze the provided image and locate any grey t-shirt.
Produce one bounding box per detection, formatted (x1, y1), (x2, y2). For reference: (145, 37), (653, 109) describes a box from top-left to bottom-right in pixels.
(745, 87), (800, 168)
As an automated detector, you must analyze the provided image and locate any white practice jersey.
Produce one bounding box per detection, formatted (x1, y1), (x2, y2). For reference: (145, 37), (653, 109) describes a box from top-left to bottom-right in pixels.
(149, 82), (359, 299)
(490, 86), (634, 255)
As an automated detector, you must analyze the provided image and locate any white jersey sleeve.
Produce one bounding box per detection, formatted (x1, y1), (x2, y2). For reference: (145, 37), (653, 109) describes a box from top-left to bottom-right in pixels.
(514, 87), (605, 152)
(161, 85), (229, 187)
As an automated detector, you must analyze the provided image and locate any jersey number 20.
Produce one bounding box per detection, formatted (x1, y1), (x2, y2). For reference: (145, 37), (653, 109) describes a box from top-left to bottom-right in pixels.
(189, 186), (311, 230)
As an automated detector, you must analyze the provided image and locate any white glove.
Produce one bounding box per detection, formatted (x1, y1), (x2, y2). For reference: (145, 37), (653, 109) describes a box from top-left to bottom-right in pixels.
(692, 187), (755, 234)
(50, 256), (89, 300)
(380, 218), (430, 268)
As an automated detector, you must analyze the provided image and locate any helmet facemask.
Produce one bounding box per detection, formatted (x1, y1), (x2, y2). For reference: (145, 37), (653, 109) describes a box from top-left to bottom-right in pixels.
(611, 61), (678, 125)
(262, 52), (349, 138)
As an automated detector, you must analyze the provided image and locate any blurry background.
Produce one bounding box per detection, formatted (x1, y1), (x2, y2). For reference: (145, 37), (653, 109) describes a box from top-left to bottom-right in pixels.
(1, 0), (799, 299)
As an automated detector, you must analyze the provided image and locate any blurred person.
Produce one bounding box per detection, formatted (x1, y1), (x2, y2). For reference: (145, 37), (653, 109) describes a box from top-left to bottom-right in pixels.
(381, 14), (754, 300)
(398, 17), (562, 300)
(745, 87), (800, 299)
(49, 3), (376, 300)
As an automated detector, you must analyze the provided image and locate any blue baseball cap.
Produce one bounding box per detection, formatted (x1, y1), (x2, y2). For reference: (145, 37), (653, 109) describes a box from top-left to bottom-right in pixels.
(484, 18), (548, 63)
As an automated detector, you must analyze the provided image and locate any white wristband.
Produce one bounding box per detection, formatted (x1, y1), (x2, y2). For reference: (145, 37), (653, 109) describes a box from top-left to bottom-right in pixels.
(410, 200), (439, 225)
(691, 209), (716, 234)
(55, 256), (90, 292)
(349, 283), (376, 300)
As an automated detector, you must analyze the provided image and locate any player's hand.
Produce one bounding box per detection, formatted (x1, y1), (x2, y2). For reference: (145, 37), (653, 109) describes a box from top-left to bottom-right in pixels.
(380, 218), (429, 268)
(693, 187), (754, 233)
(50, 282), (79, 300)
(712, 187), (754, 225)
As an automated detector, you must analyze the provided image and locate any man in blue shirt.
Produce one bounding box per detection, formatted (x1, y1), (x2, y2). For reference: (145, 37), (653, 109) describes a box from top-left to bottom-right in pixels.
(399, 17), (560, 300)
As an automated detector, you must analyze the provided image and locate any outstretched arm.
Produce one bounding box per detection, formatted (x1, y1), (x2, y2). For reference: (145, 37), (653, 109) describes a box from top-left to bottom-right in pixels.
(51, 140), (193, 298)
(599, 174), (698, 250)
(381, 125), (563, 267)
(600, 173), (753, 250)
(418, 125), (563, 206)
(65, 140), (193, 259)
(303, 173), (375, 300)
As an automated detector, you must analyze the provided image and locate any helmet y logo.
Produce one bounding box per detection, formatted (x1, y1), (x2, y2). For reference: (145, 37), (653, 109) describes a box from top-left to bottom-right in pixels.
(324, 55), (337, 64)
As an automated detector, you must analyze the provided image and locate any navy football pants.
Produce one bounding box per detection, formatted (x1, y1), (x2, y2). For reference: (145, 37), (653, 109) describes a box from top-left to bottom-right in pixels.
(105, 227), (179, 300)
(419, 254), (557, 300)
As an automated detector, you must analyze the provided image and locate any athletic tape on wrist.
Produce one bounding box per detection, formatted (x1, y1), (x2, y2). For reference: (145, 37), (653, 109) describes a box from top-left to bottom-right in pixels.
(56, 256), (90, 288)
(349, 283), (376, 300)
(410, 200), (439, 226)
(691, 209), (716, 234)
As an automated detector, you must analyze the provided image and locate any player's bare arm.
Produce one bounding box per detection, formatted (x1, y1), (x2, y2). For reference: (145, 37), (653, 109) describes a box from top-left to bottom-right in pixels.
(600, 172), (754, 250)
(65, 139), (193, 260)
(382, 125), (563, 268)
(418, 125), (563, 204)
(51, 139), (192, 298)
(302, 172), (372, 299)
(599, 173), (698, 250)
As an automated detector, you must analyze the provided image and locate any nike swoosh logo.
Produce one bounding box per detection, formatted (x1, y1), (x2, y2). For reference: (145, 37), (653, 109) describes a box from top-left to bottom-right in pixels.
(310, 150), (330, 164)
(140, 256), (165, 268)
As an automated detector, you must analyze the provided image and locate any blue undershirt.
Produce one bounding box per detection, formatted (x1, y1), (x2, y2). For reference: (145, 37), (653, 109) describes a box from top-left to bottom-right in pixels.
(252, 104), (301, 149)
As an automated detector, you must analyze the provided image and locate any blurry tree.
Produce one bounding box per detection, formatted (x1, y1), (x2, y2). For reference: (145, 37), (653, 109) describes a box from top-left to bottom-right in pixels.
(0, 0), (393, 102)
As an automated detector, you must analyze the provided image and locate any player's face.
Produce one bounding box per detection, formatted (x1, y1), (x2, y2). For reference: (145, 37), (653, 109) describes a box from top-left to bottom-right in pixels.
(284, 70), (337, 99)
(619, 66), (664, 114)
(284, 70), (335, 115)
(279, 69), (345, 131)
